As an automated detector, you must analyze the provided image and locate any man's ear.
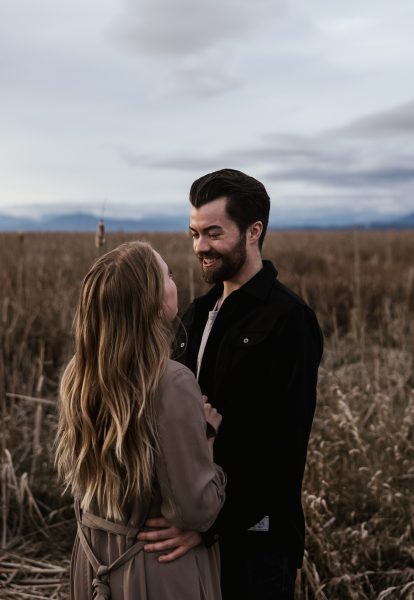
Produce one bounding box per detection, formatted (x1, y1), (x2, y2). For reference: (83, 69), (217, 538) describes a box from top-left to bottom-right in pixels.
(248, 221), (263, 243)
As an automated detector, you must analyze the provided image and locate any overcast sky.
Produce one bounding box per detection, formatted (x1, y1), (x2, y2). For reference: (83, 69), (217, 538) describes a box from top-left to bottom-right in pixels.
(1, 0), (414, 224)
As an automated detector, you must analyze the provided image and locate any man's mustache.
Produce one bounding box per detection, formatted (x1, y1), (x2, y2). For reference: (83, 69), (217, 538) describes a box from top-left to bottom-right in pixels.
(197, 253), (221, 260)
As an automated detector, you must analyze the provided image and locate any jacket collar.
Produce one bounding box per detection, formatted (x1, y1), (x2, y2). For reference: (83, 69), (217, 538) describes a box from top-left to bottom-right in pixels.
(238, 259), (278, 301)
(194, 260), (278, 310)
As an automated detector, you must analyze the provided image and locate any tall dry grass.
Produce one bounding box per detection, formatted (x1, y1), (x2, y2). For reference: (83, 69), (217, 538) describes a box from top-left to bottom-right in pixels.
(0, 229), (413, 599)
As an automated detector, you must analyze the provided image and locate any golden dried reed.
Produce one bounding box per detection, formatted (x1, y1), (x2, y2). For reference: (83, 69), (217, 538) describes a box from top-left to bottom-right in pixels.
(0, 229), (413, 599)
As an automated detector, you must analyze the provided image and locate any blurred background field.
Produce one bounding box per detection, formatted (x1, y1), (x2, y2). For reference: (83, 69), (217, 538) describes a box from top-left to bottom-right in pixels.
(0, 229), (413, 599)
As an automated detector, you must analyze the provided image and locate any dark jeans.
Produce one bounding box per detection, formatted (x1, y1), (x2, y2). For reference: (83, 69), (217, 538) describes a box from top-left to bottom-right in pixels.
(221, 545), (298, 600)
(247, 551), (297, 599)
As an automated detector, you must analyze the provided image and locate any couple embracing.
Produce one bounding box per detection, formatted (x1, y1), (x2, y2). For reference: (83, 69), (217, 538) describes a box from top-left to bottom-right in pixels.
(55, 168), (323, 599)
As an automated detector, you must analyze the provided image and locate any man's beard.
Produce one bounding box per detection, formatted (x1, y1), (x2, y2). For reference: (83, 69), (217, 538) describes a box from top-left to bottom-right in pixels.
(198, 233), (247, 284)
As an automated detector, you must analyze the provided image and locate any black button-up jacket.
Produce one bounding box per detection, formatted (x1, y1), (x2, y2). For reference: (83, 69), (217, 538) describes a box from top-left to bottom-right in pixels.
(173, 260), (324, 567)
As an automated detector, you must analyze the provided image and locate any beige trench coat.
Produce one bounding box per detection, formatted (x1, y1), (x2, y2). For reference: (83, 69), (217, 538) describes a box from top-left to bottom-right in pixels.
(70, 360), (226, 600)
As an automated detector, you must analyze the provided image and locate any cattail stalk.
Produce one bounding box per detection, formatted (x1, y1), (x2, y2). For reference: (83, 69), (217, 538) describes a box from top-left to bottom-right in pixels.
(95, 218), (106, 253)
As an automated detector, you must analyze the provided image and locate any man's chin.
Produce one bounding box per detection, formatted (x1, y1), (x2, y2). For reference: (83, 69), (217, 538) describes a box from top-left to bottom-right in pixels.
(201, 267), (219, 284)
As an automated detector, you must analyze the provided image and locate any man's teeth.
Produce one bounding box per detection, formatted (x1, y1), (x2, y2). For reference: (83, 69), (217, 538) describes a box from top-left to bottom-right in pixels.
(203, 258), (217, 266)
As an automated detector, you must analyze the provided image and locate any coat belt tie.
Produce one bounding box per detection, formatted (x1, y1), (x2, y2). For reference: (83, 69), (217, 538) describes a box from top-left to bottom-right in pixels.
(92, 564), (110, 600)
(74, 500), (145, 600)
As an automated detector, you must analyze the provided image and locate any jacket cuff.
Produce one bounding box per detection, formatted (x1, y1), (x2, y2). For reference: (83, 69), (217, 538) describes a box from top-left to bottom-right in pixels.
(200, 527), (220, 547)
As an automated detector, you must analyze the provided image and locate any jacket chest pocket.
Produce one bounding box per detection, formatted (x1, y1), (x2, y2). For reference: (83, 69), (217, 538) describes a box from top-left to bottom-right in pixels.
(224, 330), (271, 370)
(233, 330), (269, 348)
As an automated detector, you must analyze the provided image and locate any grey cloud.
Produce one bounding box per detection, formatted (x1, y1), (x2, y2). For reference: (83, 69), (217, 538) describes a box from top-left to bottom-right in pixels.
(336, 100), (414, 137)
(125, 139), (414, 190)
(119, 100), (414, 194)
(254, 127), (414, 189)
(114, 0), (287, 57)
(227, 136), (355, 170)
(115, 0), (255, 56)
(110, 0), (299, 98)
(227, 107), (414, 189)
(265, 164), (414, 188)
(136, 134), (357, 173)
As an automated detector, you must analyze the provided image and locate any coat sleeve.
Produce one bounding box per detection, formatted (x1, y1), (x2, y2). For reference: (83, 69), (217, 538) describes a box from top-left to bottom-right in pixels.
(155, 364), (226, 532)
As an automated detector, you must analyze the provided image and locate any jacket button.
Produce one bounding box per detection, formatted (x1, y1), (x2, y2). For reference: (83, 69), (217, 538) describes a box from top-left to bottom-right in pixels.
(243, 337), (249, 344)
(180, 342), (185, 348)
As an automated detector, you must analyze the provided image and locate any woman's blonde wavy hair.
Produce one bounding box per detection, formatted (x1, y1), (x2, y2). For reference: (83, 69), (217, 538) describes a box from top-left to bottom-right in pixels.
(54, 241), (172, 520)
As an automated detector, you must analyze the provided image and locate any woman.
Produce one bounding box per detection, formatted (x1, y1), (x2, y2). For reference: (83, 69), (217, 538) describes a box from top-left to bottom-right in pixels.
(54, 240), (226, 600)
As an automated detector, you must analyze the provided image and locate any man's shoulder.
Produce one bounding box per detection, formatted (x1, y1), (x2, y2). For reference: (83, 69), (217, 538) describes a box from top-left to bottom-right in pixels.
(245, 276), (321, 337)
(260, 277), (315, 326)
(267, 280), (323, 352)
(270, 278), (308, 308)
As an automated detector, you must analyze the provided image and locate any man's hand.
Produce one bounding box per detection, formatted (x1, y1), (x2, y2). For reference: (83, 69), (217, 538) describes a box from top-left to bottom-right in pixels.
(137, 517), (202, 563)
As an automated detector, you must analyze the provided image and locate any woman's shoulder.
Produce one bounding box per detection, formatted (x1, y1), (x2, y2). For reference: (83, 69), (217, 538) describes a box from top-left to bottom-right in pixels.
(163, 359), (196, 381)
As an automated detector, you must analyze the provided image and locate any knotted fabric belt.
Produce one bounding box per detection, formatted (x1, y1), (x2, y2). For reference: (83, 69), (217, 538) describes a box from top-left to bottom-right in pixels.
(74, 500), (145, 600)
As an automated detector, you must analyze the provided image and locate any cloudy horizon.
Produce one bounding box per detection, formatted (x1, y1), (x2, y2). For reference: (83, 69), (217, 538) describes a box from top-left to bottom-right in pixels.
(1, 0), (414, 224)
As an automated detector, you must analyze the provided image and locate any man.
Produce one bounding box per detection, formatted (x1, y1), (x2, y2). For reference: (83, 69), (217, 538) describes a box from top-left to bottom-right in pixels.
(138, 168), (324, 599)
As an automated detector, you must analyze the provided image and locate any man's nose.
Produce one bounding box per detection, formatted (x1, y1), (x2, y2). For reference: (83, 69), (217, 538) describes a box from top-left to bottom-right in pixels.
(194, 235), (211, 254)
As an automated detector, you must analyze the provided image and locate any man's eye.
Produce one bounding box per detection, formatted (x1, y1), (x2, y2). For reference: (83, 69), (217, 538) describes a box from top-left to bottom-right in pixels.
(209, 233), (220, 239)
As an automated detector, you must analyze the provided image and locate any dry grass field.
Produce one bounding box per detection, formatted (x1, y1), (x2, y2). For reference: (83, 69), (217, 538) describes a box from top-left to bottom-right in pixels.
(0, 229), (413, 599)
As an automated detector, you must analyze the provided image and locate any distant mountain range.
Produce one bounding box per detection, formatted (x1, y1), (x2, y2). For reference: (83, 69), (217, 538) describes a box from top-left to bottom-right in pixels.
(0, 212), (189, 232)
(0, 211), (413, 232)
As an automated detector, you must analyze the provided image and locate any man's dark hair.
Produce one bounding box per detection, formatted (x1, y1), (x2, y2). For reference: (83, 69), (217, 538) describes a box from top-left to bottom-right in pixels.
(189, 168), (270, 250)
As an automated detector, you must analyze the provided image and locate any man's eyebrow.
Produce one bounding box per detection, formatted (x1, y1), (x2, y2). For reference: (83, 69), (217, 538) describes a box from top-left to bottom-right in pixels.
(189, 225), (224, 233)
